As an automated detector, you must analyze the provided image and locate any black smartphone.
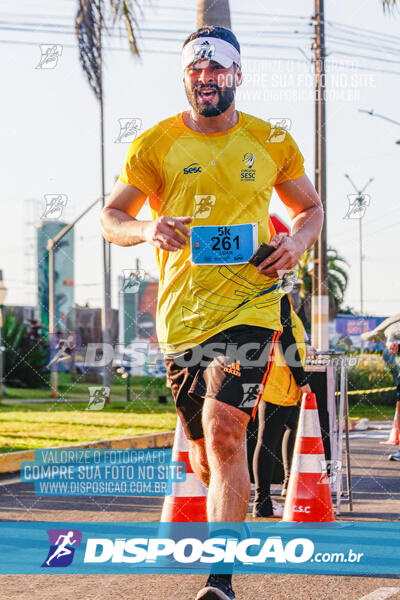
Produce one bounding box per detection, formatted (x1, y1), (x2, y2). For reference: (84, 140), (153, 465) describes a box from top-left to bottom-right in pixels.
(248, 242), (277, 267)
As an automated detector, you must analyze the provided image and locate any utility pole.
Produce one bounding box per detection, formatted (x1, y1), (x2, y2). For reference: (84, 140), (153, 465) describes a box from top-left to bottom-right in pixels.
(98, 23), (113, 396)
(344, 174), (373, 320)
(311, 0), (329, 350)
(197, 0), (231, 28)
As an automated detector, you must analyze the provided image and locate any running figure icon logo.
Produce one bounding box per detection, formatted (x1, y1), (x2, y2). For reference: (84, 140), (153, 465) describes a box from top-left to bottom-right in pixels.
(41, 194), (68, 220)
(114, 118), (142, 143)
(193, 195), (216, 219)
(239, 383), (264, 407)
(266, 118), (292, 143)
(86, 386), (110, 411)
(343, 194), (370, 220)
(121, 269), (145, 293)
(41, 529), (82, 567)
(36, 44), (63, 69)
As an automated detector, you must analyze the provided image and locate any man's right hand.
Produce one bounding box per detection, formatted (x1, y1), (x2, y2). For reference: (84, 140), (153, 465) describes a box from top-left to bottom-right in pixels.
(144, 216), (192, 251)
(389, 342), (399, 355)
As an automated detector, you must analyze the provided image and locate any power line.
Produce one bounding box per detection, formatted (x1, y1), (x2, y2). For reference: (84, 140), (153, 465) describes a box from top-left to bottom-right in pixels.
(326, 19), (400, 44)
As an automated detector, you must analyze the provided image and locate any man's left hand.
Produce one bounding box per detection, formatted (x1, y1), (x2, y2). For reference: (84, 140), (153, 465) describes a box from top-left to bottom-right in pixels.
(257, 233), (304, 277)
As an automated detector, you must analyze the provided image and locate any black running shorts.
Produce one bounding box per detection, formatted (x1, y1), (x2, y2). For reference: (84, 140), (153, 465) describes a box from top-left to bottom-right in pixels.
(164, 325), (280, 440)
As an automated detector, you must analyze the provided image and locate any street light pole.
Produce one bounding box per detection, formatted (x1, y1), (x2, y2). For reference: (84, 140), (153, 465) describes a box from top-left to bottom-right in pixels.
(98, 22), (113, 397)
(312, 0), (329, 350)
(46, 196), (104, 399)
(47, 241), (57, 398)
(344, 174), (374, 320)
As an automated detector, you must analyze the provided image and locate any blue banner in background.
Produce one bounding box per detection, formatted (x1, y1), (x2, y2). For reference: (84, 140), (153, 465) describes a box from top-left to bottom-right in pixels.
(0, 522), (399, 575)
(20, 449), (186, 497)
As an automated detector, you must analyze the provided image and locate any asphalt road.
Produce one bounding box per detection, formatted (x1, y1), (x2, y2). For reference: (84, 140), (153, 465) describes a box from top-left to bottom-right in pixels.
(0, 432), (399, 600)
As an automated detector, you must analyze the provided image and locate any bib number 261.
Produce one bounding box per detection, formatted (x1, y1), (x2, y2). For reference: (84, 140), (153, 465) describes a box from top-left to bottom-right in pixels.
(211, 227), (240, 251)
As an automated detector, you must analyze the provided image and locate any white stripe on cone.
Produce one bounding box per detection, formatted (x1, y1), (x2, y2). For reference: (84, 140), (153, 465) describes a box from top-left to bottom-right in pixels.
(297, 408), (322, 438)
(291, 453), (327, 474)
(165, 417), (207, 498)
(170, 473), (208, 497)
(174, 417), (190, 452)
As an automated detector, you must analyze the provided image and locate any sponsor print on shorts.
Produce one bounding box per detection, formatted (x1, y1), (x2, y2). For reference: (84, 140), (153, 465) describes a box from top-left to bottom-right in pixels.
(223, 359), (241, 377)
(239, 383), (264, 407)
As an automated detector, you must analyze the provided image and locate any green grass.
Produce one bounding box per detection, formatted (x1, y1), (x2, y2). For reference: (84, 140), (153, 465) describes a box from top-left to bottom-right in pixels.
(0, 397), (395, 454)
(0, 398), (177, 453)
(348, 402), (396, 422)
(0, 374), (396, 454)
(3, 373), (168, 400)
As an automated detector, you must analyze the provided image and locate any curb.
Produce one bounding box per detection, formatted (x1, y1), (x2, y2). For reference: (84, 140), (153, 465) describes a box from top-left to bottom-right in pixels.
(0, 431), (175, 476)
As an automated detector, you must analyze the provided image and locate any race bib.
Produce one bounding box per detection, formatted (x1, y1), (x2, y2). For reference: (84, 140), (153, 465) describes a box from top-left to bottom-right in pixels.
(191, 223), (258, 265)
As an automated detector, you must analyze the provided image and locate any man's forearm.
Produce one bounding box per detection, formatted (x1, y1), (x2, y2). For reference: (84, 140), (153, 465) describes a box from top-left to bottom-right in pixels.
(101, 207), (150, 247)
(291, 205), (324, 254)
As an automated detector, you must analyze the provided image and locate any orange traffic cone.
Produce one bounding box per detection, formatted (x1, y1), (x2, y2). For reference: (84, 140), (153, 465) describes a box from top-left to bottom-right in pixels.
(380, 408), (399, 445)
(282, 392), (335, 523)
(161, 417), (208, 522)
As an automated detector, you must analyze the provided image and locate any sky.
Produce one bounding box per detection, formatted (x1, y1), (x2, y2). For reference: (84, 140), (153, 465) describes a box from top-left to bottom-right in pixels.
(1, 0), (399, 317)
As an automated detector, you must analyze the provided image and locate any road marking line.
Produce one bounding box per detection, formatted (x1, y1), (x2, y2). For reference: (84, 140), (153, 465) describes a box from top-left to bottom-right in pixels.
(358, 588), (400, 600)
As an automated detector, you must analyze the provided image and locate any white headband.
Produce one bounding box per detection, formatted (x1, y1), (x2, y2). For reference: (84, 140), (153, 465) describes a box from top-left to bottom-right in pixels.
(182, 37), (241, 70)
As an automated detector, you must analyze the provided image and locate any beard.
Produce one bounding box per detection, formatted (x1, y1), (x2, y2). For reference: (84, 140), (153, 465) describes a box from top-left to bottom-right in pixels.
(184, 82), (236, 117)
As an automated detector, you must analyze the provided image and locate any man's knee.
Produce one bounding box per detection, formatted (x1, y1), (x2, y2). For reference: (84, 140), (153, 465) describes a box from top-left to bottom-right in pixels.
(189, 439), (209, 474)
(204, 407), (248, 463)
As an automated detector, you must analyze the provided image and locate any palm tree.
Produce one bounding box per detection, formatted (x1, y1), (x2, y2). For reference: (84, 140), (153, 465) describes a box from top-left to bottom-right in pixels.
(75, 1), (141, 393)
(75, 1), (140, 100)
(382, 0), (398, 12)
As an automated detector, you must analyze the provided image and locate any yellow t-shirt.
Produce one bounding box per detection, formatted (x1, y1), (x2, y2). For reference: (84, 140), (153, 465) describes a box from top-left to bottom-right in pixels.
(120, 111), (304, 353)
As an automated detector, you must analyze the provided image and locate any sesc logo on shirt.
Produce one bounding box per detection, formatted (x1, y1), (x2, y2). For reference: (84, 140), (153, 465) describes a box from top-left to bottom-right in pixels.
(241, 153), (256, 181)
(184, 162), (202, 174)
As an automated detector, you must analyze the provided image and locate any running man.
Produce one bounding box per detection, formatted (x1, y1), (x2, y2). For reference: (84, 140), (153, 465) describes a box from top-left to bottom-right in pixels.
(45, 531), (77, 566)
(101, 26), (323, 600)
